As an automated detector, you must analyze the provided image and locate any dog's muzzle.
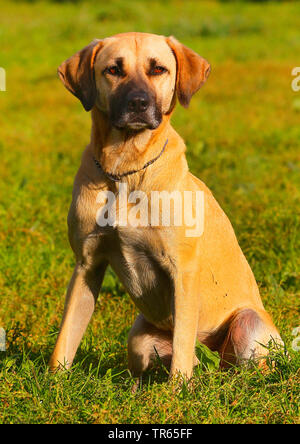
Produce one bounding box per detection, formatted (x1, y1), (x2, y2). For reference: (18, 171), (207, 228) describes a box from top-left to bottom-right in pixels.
(109, 86), (162, 131)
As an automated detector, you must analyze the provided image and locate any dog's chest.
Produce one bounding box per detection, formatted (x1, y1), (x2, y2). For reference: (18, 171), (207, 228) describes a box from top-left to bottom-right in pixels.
(93, 225), (175, 328)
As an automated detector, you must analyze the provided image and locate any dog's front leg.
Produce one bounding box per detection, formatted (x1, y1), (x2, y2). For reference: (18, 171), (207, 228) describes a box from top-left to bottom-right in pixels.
(170, 274), (200, 380)
(49, 262), (107, 371)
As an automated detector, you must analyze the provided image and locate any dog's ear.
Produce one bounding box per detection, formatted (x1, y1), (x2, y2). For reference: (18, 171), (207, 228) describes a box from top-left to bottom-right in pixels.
(166, 36), (211, 108)
(58, 39), (104, 111)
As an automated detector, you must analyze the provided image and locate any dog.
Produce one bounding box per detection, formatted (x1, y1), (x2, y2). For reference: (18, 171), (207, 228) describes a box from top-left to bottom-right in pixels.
(49, 32), (282, 381)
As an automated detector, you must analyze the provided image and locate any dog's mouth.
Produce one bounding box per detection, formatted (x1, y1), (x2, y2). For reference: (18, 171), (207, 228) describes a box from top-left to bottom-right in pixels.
(126, 121), (149, 130)
(112, 113), (162, 132)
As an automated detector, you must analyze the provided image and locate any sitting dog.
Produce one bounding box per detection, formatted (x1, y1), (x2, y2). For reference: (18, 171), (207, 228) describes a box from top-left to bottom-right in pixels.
(49, 32), (282, 380)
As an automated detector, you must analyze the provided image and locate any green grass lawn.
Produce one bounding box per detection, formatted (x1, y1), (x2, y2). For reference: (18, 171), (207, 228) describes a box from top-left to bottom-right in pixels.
(0, 0), (299, 424)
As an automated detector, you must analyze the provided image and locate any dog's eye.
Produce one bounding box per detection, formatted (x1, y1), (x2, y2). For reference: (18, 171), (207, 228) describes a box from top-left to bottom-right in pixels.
(150, 66), (167, 76)
(105, 65), (122, 76)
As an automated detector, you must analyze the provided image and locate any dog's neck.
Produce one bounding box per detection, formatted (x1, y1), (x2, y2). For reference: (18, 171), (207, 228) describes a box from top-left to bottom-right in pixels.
(90, 107), (172, 177)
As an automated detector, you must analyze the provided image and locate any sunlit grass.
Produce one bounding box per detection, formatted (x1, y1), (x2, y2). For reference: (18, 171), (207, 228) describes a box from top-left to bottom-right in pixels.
(0, 0), (299, 424)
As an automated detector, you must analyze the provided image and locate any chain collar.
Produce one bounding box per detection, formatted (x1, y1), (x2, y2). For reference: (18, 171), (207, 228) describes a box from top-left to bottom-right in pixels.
(93, 139), (168, 182)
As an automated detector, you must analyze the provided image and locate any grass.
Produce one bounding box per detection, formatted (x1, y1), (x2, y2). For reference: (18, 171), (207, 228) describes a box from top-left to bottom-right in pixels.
(0, 0), (299, 424)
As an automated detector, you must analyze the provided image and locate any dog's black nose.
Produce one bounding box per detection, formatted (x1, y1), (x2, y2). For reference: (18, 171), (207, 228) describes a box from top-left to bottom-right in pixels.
(127, 91), (149, 113)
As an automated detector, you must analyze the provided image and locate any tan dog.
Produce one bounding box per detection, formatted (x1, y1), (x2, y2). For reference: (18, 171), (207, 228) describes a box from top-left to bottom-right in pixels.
(49, 32), (282, 380)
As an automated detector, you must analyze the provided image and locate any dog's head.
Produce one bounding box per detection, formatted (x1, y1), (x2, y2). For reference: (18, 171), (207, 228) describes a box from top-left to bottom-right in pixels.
(58, 32), (210, 131)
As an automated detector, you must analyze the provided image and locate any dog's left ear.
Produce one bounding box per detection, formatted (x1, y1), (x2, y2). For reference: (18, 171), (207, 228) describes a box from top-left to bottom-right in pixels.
(58, 39), (104, 111)
(166, 36), (211, 108)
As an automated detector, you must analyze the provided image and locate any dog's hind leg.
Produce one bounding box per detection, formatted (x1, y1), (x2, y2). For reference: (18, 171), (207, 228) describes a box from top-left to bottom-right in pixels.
(127, 314), (173, 379)
(218, 308), (283, 367)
